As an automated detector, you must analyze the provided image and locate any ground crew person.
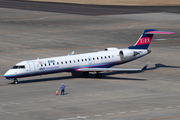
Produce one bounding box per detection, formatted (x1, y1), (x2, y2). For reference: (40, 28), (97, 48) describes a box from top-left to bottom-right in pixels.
(59, 83), (66, 95)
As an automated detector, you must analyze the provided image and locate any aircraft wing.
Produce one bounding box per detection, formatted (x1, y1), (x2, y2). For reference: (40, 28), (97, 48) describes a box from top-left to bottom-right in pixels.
(77, 62), (149, 72)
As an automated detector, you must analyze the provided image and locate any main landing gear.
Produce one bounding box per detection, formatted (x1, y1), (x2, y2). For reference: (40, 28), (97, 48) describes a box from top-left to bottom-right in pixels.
(13, 78), (18, 84)
(82, 72), (102, 78)
(96, 72), (102, 78)
(82, 72), (89, 76)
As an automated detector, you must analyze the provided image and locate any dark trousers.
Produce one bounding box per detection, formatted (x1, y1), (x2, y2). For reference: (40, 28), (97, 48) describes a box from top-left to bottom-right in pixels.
(61, 89), (65, 95)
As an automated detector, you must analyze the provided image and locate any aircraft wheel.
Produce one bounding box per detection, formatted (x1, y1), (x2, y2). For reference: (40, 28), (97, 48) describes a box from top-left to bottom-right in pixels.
(96, 73), (102, 78)
(14, 78), (18, 85)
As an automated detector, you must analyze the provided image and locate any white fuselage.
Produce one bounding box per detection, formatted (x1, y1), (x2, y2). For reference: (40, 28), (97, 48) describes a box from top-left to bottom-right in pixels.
(4, 48), (149, 79)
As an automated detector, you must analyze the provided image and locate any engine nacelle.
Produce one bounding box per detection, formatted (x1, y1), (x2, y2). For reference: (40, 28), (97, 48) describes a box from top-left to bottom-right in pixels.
(119, 49), (139, 60)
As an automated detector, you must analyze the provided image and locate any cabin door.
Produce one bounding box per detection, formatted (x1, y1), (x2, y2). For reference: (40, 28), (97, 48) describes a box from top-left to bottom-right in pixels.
(88, 57), (92, 64)
(27, 61), (36, 74)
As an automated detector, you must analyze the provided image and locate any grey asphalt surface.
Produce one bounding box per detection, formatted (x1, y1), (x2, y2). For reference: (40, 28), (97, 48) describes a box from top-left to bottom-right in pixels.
(0, 1), (180, 120)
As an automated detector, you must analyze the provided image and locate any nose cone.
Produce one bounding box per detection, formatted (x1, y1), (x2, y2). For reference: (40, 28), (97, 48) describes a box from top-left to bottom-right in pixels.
(3, 69), (15, 78)
(4, 70), (10, 78)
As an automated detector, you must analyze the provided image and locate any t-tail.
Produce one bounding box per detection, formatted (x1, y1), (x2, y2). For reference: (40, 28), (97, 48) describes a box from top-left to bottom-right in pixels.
(128, 29), (175, 49)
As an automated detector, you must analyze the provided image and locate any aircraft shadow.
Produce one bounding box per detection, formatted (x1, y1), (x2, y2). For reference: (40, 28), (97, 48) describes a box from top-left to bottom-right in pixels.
(9, 63), (180, 84)
(146, 63), (180, 71)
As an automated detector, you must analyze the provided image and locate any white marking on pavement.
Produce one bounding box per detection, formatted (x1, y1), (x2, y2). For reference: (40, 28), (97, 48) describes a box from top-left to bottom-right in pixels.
(166, 106), (172, 108)
(178, 105), (180, 107)
(155, 108), (161, 110)
(131, 110), (138, 112)
(58, 116), (89, 120)
(143, 109), (150, 111)
(107, 113), (114, 115)
(119, 112), (126, 114)
(9, 102), (21, 105)
(95, 114), (101, 116)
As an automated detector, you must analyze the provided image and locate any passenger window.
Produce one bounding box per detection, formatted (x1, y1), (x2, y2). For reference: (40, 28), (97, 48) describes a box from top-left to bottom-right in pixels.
(65, 61), (67, 64)
(45, 64), (46, 66)
(53, 63), (55, 65)
(74, 60), (75, 63)
(57, 62), (59, 65)
(49, 63), (51, 66)
(82, 59), (83, 62)
(93, 58), (95, 60)
(108, 56), (110, 58)
(105, 56), (106, 59)
(61, 62), (63, 64)
(41, 64), (43, 67)
(69, 61), (71, 63)
(78, 60), (79, 62)
(101, 57), (103, 59)
(85, 59), (87, 61)
(97, 57), (99, 60)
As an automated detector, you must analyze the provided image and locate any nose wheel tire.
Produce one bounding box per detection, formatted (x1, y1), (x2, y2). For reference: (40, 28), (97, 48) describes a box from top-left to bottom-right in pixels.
(13, 78), (18, 84)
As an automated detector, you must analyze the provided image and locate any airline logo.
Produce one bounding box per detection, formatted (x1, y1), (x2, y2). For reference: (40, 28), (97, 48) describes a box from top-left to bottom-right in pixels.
(136, 37), (152, 45)
(48, 60), (55, 63)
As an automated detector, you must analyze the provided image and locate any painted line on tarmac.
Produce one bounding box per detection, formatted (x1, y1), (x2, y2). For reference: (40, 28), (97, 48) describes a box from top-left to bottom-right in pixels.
(107, 113), (114, 115)
(143, 109), (150, 111)
(131, 110), (138, 112)
(166, 106), (172, 108)
(119, 112), (126, 114)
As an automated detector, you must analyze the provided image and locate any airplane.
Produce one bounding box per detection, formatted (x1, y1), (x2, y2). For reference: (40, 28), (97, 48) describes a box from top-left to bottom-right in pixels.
(3, 29), (174, 84)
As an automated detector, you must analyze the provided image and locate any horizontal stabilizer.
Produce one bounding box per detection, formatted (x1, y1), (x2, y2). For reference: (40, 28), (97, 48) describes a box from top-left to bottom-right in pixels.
(145, 31), (175, 34)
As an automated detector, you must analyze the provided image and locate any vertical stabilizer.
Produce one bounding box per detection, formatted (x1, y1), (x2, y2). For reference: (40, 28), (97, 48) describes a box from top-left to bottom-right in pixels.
(128, 29), (174, 49)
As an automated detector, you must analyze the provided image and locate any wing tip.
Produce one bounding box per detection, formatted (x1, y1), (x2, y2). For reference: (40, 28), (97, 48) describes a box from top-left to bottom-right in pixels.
(142, 62), (150, 71)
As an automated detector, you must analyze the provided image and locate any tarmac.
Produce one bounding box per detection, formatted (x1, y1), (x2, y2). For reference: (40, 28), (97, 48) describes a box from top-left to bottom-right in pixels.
(0, 1), (180, 120)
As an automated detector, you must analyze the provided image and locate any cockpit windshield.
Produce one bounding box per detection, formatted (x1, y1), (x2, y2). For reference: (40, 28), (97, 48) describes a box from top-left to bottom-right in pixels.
(12, 65), (25, 69)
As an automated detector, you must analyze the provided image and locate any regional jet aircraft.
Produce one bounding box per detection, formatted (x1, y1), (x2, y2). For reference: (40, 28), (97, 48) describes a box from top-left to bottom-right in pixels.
(4, 29), (174, 84)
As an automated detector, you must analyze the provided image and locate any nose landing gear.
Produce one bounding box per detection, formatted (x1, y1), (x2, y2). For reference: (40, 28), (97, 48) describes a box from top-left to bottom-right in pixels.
(13, 78), (18, 84)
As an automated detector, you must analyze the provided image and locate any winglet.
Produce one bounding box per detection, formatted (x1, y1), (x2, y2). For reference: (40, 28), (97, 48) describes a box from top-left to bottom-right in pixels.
(142, 62), (150, 71)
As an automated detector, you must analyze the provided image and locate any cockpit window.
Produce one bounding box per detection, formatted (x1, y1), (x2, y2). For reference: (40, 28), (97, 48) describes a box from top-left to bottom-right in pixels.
(12, 65), (25, 69)
(19, 66), (25, 69)
(12, 66), (19, 69)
